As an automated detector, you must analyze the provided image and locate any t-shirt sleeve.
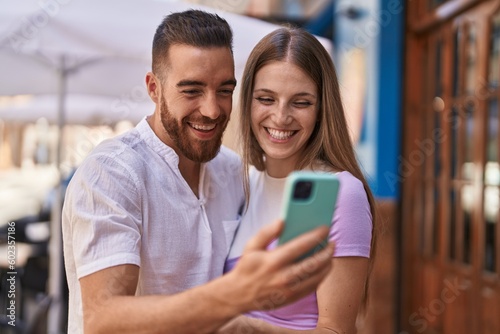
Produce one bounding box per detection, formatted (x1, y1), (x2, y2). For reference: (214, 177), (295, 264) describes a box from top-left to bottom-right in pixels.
(63, 153), (142, 279)
(329, 172), (372, 258)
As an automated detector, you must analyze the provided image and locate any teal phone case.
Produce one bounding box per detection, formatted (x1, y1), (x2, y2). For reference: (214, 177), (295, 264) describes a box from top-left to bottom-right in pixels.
(278, 171), (340, 258)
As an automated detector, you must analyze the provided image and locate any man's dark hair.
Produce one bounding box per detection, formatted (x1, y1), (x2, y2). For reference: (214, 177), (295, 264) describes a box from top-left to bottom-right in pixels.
(152, 10), (233, 77)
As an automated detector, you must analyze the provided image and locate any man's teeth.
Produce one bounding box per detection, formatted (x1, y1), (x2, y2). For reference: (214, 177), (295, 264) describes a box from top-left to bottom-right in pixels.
(267, 128), (294, 140)
(191, 123), (216, 131)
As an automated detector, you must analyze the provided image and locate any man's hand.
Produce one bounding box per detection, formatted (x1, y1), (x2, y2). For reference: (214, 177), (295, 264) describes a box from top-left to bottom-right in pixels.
(78, 220), (333, 334)
(224, 219), (334, 312)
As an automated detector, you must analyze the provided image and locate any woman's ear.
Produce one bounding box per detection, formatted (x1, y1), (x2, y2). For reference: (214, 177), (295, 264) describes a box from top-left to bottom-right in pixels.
(145, 72), (160, 103)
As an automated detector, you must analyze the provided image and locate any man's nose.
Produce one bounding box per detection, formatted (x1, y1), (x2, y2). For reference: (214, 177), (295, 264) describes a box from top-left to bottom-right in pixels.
(200, 94), (221, 120)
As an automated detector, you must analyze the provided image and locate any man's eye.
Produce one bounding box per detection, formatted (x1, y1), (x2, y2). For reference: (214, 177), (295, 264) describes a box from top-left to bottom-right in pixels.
(183, 90), (201, 95)
(219, 89), (234, 96)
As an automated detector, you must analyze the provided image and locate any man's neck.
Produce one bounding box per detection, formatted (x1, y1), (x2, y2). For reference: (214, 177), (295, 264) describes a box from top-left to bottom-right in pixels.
(178, 157), (201, 198)
(147, 114), (201, 198)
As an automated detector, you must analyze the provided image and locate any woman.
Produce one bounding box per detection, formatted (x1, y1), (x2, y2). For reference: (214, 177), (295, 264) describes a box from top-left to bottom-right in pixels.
(222, 27), (376, 334)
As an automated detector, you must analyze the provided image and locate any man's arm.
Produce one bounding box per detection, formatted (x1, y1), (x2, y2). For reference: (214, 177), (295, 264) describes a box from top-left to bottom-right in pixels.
(80, 220), (334, 334)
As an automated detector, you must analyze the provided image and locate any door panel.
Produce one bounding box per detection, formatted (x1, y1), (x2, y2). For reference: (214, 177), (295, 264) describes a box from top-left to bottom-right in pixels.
(402, 1), (500, 333)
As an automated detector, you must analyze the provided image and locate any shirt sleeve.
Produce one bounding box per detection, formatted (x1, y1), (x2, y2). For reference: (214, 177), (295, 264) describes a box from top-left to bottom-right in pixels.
(329, 172), (373, 258)
(63, 152), (143, 279)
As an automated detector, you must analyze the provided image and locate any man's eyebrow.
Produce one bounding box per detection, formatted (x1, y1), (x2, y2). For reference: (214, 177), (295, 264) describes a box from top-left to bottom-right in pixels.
(222, 79), (237, 87)
(176, 79), (237, 88)
(177, 80), (206, 87)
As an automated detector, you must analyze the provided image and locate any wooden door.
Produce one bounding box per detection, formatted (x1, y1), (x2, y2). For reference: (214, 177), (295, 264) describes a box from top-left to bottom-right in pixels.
(401, 1), (500, 333)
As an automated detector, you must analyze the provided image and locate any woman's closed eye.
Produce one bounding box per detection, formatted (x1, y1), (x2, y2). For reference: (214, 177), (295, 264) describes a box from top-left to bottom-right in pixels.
(293, 101), (313, 107)
(255, 97), (274, 104)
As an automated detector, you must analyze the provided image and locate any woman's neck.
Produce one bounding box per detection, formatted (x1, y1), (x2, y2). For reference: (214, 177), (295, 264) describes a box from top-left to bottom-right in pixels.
(265, 159), (297, 178)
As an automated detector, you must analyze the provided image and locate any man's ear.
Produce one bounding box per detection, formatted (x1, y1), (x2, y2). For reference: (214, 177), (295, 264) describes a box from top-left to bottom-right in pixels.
(146, 72), (160, 103)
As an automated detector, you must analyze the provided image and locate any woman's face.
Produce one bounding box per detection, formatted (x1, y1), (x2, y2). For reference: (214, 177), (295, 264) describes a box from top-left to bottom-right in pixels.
(251, 60), (319, 173)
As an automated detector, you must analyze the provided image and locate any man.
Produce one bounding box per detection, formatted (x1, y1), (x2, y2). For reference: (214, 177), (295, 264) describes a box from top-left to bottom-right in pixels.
(62, 10), (333, 333)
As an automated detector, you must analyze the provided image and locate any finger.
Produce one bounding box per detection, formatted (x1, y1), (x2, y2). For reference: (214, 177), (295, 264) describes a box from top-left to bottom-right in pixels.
(285, 244), (334, 290)
(272, 225), (331, 264)
(260, 263), (333, 310)
(243, 219), (284, 252)
(302, 242), (335, 270)
(285, 260), (333, 299)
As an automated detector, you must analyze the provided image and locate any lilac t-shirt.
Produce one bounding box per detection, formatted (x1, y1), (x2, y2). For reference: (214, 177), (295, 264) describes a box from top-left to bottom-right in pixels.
(224, 170), (372, 330)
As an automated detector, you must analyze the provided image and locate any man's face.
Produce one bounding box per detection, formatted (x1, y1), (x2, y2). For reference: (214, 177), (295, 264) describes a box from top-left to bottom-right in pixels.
(157, 44), (236, 162)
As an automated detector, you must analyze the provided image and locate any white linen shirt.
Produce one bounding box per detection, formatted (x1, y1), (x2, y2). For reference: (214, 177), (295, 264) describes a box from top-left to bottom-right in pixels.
(62, 118), (244, 333)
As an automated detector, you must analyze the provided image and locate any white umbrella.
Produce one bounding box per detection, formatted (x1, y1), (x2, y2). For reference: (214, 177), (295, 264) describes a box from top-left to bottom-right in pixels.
(0, 1), (333, 331)
(0, 94), (154, 125)
(0, 0), (332, 124)
(0, 0), (309, 123)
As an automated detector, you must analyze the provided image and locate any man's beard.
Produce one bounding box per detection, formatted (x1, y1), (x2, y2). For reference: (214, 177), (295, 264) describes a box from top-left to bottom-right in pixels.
(159, 96), (228, 163)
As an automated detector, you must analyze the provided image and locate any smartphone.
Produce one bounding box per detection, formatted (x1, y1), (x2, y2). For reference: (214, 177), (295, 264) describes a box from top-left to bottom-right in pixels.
(278, 171), (340, 259)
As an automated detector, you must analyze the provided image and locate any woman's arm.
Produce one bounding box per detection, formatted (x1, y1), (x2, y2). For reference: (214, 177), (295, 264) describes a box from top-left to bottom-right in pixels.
(217, 256), (369, 334)
(315, 256), (369, 333)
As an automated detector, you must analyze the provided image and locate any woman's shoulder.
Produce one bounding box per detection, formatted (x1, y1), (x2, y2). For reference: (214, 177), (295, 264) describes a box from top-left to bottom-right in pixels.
(334, 171), (370, 213)
(310, 162), (363, 187)
(336, 171), (364, 188)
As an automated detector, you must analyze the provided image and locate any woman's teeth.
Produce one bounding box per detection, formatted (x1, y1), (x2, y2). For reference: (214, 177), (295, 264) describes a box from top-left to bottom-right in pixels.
(267, 128), (295, 140)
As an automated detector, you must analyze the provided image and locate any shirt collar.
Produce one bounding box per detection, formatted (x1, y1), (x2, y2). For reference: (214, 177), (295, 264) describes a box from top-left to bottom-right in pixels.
(136, 117), (180, 167)
(136, 117), (208, 182)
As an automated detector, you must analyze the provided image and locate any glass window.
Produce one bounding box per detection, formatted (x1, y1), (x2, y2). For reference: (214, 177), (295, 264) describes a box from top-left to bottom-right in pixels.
(461, 184), (473, 264)
(450, 107), (459, 178)
(484, 186), (498, 272)
(419, 180), (426, 255)
(490, 13), (500, 89)
(435, 39), (443, 96)
(433, 186), (440, 255)
(449, 189), (457, 260)
(461, 103), (474, 181)
(434, 111), (441, 178)
(484, 99), (498, 273)
(465, 103), (474, 163)
(452, 28), (461, 97)
(465, 25), (477, 95)
(486, 99), (499, 181)
(434, 39), (442, 178)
